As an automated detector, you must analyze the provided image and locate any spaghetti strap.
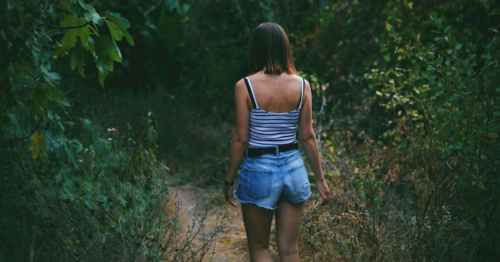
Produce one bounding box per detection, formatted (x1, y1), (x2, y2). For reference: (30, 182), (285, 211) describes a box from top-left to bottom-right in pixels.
(244, 77), (259, 109)
(297, 78), (305, 109)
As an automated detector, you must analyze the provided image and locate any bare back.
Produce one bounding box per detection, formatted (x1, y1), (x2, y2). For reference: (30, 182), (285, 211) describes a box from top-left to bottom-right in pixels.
(246, 72), (304, 113)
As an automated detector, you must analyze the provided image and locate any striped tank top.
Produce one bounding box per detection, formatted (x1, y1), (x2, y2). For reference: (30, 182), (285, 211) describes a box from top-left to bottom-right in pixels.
(244, 77), (305, 147)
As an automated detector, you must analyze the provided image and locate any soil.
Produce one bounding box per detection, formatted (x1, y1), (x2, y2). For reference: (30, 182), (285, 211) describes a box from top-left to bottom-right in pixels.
(168, 184), (253, 261)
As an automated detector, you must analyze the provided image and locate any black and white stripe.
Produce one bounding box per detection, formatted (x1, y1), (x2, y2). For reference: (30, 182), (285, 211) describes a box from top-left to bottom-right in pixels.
(245, 77), (305, 146)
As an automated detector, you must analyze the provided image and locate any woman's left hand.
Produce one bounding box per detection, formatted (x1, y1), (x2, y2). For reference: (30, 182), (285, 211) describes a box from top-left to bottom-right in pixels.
(224, 184), (238, 207)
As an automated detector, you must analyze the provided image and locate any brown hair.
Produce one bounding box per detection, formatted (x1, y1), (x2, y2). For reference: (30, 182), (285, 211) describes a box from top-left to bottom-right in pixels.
(249, 22), (298, 75)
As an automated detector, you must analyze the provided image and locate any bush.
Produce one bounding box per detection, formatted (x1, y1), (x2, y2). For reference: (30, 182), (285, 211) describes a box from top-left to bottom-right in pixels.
(300, 12), (500, 261)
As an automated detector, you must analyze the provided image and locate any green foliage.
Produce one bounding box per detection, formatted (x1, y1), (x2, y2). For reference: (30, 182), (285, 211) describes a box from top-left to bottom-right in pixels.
(0, 1), (180, 260)
(301, 6), (499, 260)
(1, 113), (169, 261)
(51, 1), (134, 87)
(361, 12), (500, 259)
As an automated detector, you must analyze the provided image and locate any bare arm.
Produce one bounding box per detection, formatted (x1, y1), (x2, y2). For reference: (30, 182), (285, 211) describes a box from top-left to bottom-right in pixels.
(224, 79), (250, 206)
(298, 80), (332, 205)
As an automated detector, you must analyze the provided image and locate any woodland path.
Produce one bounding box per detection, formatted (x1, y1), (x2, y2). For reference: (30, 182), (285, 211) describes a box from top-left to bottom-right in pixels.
(168, 184), (279, 261)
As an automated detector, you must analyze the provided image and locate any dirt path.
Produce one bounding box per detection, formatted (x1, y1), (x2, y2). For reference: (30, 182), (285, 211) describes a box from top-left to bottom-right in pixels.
(168, 184), (254, 261)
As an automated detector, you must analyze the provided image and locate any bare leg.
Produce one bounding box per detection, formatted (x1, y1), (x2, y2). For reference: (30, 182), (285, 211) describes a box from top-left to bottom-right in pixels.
(275, 200), (305, 262)
(241, 203), (274, 262)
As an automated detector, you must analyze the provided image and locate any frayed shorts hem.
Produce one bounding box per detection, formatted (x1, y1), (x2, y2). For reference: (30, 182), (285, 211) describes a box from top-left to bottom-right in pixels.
(287, 191), (312, 204)
(234, 191), (312, 210)
(234, 193), (278, 210)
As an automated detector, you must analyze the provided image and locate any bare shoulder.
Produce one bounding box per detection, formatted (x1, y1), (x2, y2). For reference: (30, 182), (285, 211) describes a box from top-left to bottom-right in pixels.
(235, 78), (247, 90)
(234, 78), (248, 96)
(303, 78), (311, 90)
(300, 77), (312, 98)
(290, 73), (303, 81)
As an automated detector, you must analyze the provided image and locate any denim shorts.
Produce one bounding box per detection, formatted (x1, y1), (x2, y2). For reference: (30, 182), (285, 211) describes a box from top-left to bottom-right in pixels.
(234, 146), (312, 210)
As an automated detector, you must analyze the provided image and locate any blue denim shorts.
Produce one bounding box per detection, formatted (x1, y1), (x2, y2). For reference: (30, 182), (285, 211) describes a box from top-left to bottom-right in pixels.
(234, 146), (312, 210)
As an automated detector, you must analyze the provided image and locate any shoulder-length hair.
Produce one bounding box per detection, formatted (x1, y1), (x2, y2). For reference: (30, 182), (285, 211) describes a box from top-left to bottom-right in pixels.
(249, 22), (298, 75)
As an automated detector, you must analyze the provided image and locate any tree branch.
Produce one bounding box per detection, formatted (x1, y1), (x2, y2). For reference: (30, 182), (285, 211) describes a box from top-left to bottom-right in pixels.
(49, 22), (89, 29)
(2, 116), (44, 143)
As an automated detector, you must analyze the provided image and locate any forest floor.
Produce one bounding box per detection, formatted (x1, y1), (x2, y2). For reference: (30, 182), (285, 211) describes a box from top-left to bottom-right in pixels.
(168, 184), (277, 261)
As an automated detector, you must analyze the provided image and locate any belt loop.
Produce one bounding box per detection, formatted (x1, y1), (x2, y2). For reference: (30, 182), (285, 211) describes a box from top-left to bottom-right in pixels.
(245, 147), (249, 157)
(275, 145), (279, 156)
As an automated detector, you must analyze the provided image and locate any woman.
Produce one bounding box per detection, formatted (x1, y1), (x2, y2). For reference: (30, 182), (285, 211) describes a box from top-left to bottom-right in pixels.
(224, 22), (332, 262)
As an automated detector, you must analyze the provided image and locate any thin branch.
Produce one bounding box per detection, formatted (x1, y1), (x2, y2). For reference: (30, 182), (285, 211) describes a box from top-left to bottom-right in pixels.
(2, 116), (44, 143)
(48, 22), (89, 29)
(143, 0), (162, 17)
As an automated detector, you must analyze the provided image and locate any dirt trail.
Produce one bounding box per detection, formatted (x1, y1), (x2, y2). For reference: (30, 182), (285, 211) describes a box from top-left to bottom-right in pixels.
(168, 184), (254, 261)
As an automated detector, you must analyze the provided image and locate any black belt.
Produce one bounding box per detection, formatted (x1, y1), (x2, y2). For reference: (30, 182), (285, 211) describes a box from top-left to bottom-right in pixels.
(246, 143), (299, 157)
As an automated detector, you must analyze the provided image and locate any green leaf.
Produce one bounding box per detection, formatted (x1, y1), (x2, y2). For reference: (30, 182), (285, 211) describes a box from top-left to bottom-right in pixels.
(106, 20), (124, 41)
(105, 11), (131, 29)
(481, 53), (492, 59)
(58, 29), (78, 56)
(455, 42), (462, 50)
(41, 66), (61, 87)
(104, 12), (134, 46)
(59, 0), (73, 12)
(78, 0), (96, 13)
(123, 30), (135, 46)
(447, 36), (456, 44)
(71, 46), (86, 77)
(78, 26), (90, 47)
(430, 12), (438, 20)
(85, 12), (104, 26)
(59, 98), (71, 107)
(49, 87), (64, 101)
(32, 87), (49, 110)
(60, 15), (82, 27)
(444, 25), (451, 34)
(452, 141), (462, 150)
(94, 35), (121, 85)
(104, 35), (121, 62)
(436, 57), (443, 64)
(79, 2), (104, 26)
(54, 16), (88, 56)
(98, 69), (106, 87)
(104, 56), (114, 72)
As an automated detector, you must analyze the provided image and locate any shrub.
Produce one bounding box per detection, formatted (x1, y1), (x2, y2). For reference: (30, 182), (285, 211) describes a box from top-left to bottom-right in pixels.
(300, 12), (500, 261)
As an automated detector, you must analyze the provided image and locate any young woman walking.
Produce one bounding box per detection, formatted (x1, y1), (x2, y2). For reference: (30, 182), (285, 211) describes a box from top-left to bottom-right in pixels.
(223, 22), (332, 262)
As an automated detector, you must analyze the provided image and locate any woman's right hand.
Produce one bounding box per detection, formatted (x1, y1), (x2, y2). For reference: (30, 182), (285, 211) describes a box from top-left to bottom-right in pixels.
(224, 183), (238, 207)
(316, 178), (332, 206)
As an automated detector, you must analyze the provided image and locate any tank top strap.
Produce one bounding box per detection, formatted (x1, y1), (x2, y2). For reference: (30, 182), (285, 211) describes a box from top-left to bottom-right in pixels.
(297, 77), (305, 109)
(244, 77), (259, 109)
